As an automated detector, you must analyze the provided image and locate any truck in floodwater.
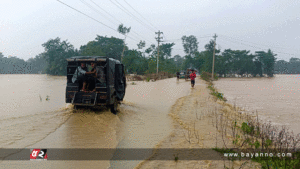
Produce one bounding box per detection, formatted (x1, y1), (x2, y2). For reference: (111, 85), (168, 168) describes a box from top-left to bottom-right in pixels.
(65, 56), (126, 114)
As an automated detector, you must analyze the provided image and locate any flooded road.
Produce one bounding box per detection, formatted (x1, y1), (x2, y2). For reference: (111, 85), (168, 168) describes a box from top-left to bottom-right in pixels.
(0, 75), (192, 169)
(111, 79), (191, 169)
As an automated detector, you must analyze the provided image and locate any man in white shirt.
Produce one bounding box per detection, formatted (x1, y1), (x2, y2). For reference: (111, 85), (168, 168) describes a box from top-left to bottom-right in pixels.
(72, 63), (88, 91)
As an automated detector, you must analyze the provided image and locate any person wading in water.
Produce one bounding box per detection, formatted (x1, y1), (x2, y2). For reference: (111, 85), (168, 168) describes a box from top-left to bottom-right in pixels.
(190, 69), (196, 88)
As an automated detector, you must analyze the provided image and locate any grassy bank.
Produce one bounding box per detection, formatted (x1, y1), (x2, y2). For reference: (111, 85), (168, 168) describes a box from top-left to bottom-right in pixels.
(200, 72), (226, 102)
(200, 72), (300, 169)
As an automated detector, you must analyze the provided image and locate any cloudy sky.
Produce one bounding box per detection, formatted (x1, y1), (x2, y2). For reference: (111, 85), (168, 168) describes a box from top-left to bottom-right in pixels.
(1, 0), (299, 61)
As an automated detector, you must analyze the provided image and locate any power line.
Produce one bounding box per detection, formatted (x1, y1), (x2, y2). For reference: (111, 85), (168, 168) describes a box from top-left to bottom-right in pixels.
(219, 34), (300, 52)
(123, 0), (158, 30)
(109, 0), (156, 32)
(163, 35), (214, 42)
(114, 0), (156, 32)
(88, 0), (155, 44)
(56, 0), (140, 42)
(81, 0), (147, 41)
(80, 0), (118, 25)
(217, 38), (287, 60)
(57, 0), (116, 32)
(218, 36), (298, 56)
(90, 0), (123, 24)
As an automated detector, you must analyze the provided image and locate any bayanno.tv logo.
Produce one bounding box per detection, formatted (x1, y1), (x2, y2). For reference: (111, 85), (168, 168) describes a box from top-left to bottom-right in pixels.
(30, 149), (47, 160)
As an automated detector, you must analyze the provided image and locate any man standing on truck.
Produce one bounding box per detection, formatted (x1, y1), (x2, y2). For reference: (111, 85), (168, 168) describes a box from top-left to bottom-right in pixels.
(72, 62), (88, 91)
(190, 69), (196, 88)
(85, 62), (97, 91)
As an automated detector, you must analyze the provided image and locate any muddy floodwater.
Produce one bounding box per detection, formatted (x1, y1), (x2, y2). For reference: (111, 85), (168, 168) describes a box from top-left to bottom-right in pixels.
(214, 74), (300, 135)
(0, 74), (191, 169)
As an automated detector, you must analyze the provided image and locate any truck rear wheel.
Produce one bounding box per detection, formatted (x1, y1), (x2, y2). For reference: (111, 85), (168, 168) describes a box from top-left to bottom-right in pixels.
(110, 97), (118, 114)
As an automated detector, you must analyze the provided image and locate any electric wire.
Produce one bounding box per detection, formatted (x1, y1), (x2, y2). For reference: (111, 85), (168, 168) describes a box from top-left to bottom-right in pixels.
(109, 0), (156, 32)
(217, 38), (287, 60)
(89, 0), (156, 44)
(80, 0), (143, 41)
(123, 0), (158, 30)
(56, 0), (139, 42)
(163, 35), (214, 42)
(89, 0), (154, 44)
(114, 0), (156, 32)
(90, 0), (123, 24)
(219, 34), (300, 51)
(218, 36), (298, 56)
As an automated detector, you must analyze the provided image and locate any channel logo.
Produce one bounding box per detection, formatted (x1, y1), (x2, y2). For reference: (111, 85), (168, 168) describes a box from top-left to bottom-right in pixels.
(30, 149), (47, 160)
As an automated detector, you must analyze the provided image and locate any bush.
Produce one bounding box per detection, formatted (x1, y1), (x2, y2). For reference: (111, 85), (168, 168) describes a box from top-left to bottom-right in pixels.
(208, 84), (226, 101)
(200, 72), (219, 82)
(146, 77), (150, 82)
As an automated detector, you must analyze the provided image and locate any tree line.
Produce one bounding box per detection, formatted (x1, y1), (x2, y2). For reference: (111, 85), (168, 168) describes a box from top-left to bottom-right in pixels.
(1, 30), (298, 76)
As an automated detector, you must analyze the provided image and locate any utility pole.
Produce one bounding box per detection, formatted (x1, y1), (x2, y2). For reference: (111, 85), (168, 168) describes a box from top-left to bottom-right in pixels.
(212, 33), (217, 80)
(155, 30), (163, 74)
(121, 35), (127, 63)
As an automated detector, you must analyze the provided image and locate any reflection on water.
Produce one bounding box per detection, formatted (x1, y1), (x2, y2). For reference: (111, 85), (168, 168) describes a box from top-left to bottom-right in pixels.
(214, 74), (300, 134)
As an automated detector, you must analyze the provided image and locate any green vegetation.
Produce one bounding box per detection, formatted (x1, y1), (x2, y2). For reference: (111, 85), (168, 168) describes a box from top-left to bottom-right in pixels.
(213, 120), (300, 168)
(205, 81), (226, 101)
(275, 57), (300, 74)
(146, 77), (150, 82)
(240, 122), (255, 135)
(3, 27), (297, 76)
(200, 72), (218, 81)
(174, 156), (178, 162)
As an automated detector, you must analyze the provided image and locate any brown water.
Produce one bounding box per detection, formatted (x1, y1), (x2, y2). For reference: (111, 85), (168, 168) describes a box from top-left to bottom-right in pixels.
(0, 75), (192, 169)
(214, 74), (300, 135)
(0, 74), (70, 148)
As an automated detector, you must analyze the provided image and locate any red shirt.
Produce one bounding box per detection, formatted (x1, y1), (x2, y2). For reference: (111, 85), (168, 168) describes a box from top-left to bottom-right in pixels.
(190, 72), (196, 80)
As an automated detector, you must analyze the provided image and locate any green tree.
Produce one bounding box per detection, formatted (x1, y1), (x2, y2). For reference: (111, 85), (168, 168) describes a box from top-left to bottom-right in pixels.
(118, 24), (131, 63)
(253, 59), (263, 77)
(174, 54), (184, 70)
(194, 51), (205, 73)
(137, 40), (146, 50)
(143, 43), (176, 74)
(42, 37), (76, 75)
(80, 35), (125, 60)
(287, 57), (300, 74)
(216, 49), (234, 77)
(200, 40), (220, 73)
(255, 50), (276, 77)
(80, 41), (105, 56)
(182, 55), (194, 70)
(123, 49), (148, 74)
(27, 53), (48, 74)
(181, 35), (199, 57)
(274, 60), (288, 74)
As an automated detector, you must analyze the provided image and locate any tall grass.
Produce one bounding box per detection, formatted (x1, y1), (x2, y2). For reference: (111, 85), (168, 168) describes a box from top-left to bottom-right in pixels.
(199, 71), (300, 168)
